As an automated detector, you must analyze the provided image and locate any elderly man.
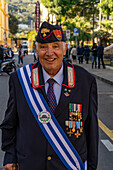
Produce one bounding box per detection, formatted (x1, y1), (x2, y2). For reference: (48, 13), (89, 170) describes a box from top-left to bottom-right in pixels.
(0, 21), (98, 170)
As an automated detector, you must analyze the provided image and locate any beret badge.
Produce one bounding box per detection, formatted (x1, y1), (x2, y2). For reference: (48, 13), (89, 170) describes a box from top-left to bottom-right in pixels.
(41, 28), (50, 38)
(53, 30), (62, 41)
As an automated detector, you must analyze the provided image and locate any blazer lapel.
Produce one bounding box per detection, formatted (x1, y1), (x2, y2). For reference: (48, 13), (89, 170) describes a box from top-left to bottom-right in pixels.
(54, 60), (78, 117)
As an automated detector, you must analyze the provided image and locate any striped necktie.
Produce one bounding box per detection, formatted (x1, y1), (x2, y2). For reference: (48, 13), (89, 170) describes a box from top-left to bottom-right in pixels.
(47, 78), (57, 114)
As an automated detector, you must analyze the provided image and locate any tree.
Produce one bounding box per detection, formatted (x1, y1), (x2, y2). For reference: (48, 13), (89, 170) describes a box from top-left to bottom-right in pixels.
(78, 0), (99, 43)
(41, 0), (79, 24)
(64, 16), (91, 44)
(41, 0), (99, 43)
(41, 0), (101, 44)
(94, 20), (113, 46)
(9, 14), (18, 37)
(27, 30), (37, 42)
(98, 0), (113, 17)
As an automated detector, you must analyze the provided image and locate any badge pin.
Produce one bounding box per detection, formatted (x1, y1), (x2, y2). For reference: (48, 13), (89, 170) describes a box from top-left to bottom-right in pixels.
(64, 89), (71, 97)
(41, 28), (50, 37)
(64, 92), (70, 97)
(38, 111), (51, 124)
(53, 30), (62, 41)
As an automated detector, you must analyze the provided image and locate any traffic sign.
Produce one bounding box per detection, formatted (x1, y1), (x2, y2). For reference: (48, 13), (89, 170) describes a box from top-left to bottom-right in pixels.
(73, 28), (79, 36)
(66, 30), (70, 39)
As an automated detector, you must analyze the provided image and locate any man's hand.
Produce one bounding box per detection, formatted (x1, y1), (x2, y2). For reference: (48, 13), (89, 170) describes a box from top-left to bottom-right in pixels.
(4, 163), (18, 170)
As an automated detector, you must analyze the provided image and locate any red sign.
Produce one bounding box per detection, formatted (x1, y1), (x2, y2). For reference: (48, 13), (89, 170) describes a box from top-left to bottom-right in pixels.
(35, 1), (40, 32)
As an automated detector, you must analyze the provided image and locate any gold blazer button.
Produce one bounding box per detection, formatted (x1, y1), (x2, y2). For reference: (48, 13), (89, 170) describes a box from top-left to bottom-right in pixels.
(47, 156), (52, 160)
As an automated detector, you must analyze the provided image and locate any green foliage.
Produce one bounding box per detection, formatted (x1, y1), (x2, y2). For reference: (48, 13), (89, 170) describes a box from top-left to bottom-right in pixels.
(7, 0), (112, 43)
(64, 16), (91, 43)
(7, 0), (38, 38)
(94, 20), (113, 45)
(27, 30), (37, 41)
(7, 0), (37, 25)
(98, 0), (113, 17)
(9, 14), (18, 36)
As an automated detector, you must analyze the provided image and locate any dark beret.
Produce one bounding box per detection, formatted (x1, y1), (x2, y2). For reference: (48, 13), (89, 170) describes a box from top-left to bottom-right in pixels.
(36, 21), (65, 43)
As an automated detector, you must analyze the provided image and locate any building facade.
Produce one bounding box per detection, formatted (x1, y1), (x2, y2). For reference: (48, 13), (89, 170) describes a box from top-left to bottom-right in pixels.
(0, 0), (9, 45)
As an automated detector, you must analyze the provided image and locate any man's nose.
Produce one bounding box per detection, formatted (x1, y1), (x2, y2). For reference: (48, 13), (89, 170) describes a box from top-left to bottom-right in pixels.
(46, 47), (53, 56)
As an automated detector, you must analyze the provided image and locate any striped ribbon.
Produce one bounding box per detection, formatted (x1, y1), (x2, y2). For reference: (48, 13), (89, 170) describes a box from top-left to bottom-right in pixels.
(17, 64), (84, 170)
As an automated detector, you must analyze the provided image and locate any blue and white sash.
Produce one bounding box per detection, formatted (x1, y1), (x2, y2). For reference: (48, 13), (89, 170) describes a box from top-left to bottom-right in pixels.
(17, 64), (85, 170)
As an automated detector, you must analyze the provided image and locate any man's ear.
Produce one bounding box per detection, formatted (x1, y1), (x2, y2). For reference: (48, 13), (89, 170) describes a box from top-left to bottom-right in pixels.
(36, 48), (39, 56)
(63, 44), (67, 55)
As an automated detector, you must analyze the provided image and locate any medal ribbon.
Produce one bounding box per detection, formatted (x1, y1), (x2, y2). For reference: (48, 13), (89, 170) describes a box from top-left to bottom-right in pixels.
(17, 64), (84, 170)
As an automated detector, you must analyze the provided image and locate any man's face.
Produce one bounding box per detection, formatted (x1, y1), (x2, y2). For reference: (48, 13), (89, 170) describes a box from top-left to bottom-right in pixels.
(37, 42), (66, 77)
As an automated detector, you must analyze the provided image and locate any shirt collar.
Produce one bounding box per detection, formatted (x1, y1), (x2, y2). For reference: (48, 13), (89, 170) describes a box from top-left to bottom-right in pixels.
(42, 63), (63, 85)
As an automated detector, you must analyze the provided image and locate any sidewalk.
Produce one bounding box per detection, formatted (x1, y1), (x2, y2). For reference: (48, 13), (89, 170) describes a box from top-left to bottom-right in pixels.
(73, 61), (113, 85)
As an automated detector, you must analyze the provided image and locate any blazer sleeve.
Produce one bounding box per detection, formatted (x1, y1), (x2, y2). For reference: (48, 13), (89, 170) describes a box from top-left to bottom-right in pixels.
(86, 78), (99, 170)
(0, 73), (18, 165)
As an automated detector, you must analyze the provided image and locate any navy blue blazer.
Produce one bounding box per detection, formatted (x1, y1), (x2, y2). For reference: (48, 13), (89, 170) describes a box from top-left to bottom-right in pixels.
(0, 60), (98, 170)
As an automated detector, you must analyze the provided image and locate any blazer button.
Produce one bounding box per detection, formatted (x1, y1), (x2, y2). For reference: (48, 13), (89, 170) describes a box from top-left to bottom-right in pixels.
(47, 156), (51, 160)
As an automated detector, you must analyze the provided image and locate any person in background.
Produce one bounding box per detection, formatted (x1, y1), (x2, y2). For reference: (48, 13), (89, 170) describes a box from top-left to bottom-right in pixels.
(84, 44), (90, 64)
(4, 47), (9, 59)
(18, 44), (23, 66)
(77, 43), (84, 64)
(8, 47), (14, 59)
(65, 45), (72, 59)
(70, 45), (77, 62)
(97, 42), (105, 69)
(91, 43), (97, 69)
(0, 21), (98, 170)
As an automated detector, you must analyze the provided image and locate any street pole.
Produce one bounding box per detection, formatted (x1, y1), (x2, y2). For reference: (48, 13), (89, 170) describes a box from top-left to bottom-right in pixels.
(75, 36), (78, 63)
(68, 39), (69, 58)
(75, 36), (77, 47)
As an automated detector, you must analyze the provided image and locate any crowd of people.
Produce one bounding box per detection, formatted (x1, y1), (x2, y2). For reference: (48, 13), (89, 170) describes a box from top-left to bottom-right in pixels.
(67, 42), (106, 69)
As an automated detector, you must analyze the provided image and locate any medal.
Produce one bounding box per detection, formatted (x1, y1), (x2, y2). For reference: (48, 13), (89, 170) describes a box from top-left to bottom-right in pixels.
(38, 111), (51, 124)
(65, 103), (83, 138)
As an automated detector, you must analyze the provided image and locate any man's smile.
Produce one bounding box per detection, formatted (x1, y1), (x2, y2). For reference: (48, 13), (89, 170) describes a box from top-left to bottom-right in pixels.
(45, 58), (56, 62)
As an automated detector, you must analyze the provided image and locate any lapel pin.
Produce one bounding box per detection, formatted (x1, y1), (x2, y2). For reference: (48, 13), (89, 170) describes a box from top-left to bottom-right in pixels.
(64, 92), (70, 97)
